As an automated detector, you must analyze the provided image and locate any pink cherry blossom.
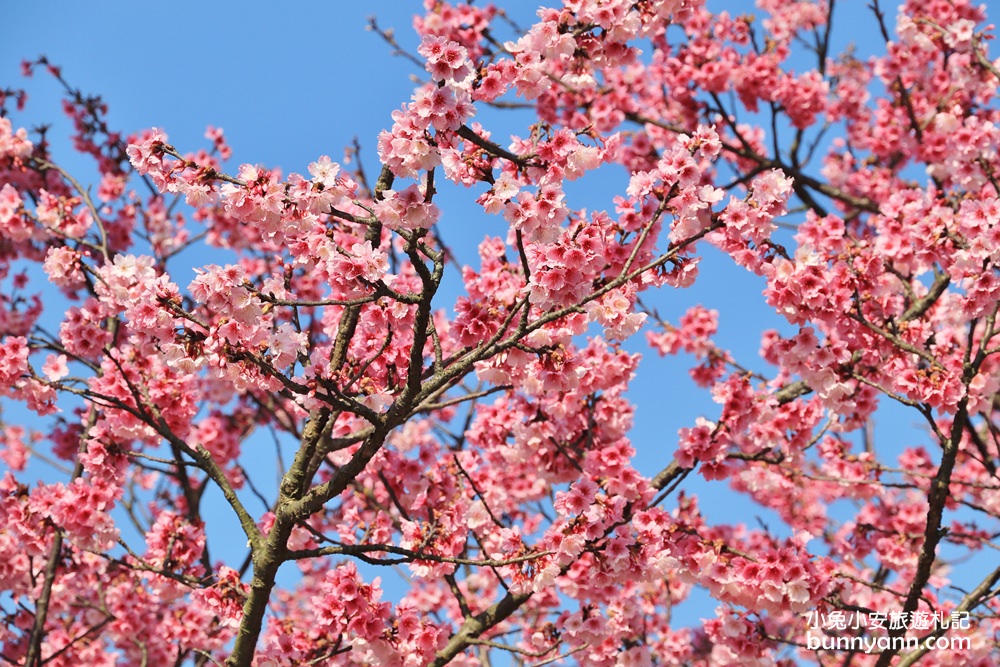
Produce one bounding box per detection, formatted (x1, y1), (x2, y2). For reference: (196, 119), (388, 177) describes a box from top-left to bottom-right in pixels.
(4, 1), (1000, 665)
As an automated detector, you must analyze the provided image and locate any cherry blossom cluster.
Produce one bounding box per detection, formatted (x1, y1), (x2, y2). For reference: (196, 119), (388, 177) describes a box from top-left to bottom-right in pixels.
(2, 0), (1000, 665)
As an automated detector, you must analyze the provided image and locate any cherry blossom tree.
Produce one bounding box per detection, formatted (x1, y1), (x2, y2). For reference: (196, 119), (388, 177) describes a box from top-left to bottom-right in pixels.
(2, 0), (1000, 665)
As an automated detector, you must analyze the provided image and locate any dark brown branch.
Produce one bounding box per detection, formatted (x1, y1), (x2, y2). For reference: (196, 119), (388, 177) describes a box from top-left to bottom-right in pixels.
(429, 591), (533, 667)
(456, 124), (533, 166)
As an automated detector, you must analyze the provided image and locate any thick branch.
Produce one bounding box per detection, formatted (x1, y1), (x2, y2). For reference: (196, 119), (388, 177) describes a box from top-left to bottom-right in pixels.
(895, 563), (1000, 667)
(24, 530), (65, 667)
(429, 592), (533, 667)
(225, 521), (294, 667)
(873, 402), (967, 667)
